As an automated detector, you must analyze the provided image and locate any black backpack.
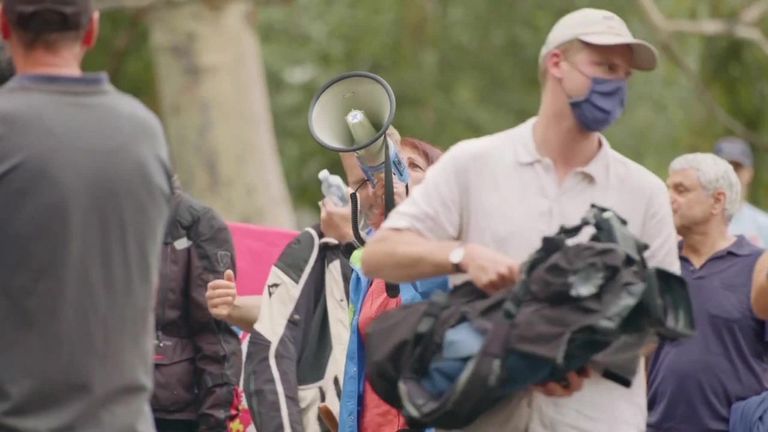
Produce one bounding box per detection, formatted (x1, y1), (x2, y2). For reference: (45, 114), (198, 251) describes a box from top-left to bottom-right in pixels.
(364, 205), (695, 430)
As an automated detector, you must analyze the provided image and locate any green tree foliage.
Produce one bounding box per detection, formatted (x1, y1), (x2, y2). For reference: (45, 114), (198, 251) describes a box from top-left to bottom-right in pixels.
(85, 0), (767, 215)
(695, 0), (768, 204)
(84, 11), (157, 111)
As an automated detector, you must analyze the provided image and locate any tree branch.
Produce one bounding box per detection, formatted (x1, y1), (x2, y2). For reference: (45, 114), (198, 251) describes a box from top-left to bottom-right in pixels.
(639, 0), (768, 56)
(637, 0), (768, 150)
(740, 0), (768, 24)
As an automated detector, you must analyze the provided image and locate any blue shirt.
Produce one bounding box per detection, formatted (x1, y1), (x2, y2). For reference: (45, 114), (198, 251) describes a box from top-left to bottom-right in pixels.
(648, 236), (768, 432)
(731, 203), (768, 248)
(339, 264), (449, 432)
(730, 391), (768, 432)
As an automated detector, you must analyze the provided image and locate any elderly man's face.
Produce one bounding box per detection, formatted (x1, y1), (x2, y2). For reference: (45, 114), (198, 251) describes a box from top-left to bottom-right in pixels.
(666, 168), (724, 233)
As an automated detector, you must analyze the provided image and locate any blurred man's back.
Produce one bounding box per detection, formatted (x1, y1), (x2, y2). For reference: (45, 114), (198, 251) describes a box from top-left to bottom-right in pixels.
(0, 1), (172, 431)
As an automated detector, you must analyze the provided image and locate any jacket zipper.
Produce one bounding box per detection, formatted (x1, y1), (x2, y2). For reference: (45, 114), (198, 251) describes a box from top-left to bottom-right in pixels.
(156, 244), (172, 347)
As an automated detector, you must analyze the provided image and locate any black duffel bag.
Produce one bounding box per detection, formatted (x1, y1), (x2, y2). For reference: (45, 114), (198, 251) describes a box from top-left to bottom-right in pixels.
(365, 205), (695, 430)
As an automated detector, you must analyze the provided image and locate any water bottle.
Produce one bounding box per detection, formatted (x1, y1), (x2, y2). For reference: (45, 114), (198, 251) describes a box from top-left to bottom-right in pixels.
(318, 169), (349, 207)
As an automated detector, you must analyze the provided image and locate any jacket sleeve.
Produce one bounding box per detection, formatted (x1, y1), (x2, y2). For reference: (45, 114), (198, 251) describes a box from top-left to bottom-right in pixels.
(188, 205), (243, 432)
(245, 227), (321, 432)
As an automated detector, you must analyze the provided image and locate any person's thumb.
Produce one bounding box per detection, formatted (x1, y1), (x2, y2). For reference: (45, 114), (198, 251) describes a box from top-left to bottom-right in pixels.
(224, 269), (235, 283)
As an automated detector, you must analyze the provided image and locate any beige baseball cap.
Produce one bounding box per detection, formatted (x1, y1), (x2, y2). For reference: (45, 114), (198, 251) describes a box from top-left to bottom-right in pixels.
(539, 8), (658, 71)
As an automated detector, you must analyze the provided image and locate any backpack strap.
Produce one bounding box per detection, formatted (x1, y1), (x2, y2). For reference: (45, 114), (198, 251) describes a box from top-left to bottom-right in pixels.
(409, 291), (452, 376)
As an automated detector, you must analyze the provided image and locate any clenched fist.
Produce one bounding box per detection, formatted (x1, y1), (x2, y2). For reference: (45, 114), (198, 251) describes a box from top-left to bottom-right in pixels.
(462, 244), (520, 294)
(206, 269), (237, 321)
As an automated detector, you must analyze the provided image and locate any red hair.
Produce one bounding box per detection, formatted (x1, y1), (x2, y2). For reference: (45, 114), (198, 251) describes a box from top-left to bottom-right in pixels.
(400, 137), (443, 168)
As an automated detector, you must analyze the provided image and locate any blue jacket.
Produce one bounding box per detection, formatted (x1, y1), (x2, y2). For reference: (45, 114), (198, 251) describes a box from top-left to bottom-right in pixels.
(338, 261), (449, 432)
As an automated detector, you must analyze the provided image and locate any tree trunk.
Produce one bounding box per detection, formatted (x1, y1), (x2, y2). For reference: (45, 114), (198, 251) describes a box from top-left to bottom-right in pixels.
(144, 0), (296, 227)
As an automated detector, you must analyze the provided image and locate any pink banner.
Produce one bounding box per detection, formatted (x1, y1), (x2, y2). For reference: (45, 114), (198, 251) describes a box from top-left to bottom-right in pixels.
(227, 222), (299, 296)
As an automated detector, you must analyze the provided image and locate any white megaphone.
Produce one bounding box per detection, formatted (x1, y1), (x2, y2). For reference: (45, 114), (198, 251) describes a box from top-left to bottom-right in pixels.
(308, 71), (409, 185)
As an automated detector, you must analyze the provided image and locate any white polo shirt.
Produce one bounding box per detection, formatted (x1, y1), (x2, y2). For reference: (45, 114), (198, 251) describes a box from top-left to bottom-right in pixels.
(382, 117), (679, 432)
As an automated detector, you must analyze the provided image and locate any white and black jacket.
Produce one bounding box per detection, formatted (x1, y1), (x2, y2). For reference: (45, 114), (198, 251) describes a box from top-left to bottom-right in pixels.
(244, 225), (352, 432)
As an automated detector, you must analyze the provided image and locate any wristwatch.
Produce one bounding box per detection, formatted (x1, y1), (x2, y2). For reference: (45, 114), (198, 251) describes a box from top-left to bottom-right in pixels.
(448, 245), (466, 274)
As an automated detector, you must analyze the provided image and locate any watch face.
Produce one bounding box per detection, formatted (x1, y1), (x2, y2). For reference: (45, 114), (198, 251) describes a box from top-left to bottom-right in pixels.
(450, 246), (465, 264)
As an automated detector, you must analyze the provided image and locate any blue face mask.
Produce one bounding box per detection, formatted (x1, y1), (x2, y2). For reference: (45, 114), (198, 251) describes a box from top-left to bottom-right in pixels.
(568, 74), (628, 132)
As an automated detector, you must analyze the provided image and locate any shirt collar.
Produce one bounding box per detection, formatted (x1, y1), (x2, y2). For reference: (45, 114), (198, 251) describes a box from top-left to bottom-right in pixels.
(514, 118), (541, 165)
(514, 117), (611, 184)
(575, 138), (611, 184)
(727, 235), (759, 256)
(7, 72), (111, 92)
(678, 235), (756, 261)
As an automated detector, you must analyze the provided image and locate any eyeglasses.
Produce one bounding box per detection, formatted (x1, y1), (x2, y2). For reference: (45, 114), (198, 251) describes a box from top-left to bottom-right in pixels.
(352, 179), (370, 194)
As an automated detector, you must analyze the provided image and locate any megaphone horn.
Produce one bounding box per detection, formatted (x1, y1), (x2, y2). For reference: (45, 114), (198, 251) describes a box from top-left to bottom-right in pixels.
(309, 71), (406, 299)
(308, 71), (409, 185)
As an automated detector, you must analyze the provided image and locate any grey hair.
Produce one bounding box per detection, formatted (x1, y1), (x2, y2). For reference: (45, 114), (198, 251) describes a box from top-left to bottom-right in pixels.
(669, 152), (741, 220)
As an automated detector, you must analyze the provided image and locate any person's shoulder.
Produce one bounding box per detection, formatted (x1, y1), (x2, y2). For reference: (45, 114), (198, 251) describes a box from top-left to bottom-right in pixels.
(0, 82), (22, 100)
(441, 119), (533, 168)
(451, 120), (532, 153)
(108, 89), (164, 130)
(176, 193), (229, 235)
(272, 226), (323, 284)
(735, 234), (766, 257)
(0, 83), (32, 114)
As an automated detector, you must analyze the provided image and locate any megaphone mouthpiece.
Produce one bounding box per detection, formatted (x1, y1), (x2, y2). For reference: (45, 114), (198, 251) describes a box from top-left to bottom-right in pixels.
(345, 110), (386, 166)
(346, 110), (366, 123)
(346, 110), (378, 144)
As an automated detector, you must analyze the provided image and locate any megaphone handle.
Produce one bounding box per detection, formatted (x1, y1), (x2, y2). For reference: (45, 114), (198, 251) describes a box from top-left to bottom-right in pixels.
(385, 282), (400, 298)
(382, 138), (400, 298)
(350, 192), (367, 247)
(383, 138), (396, 215)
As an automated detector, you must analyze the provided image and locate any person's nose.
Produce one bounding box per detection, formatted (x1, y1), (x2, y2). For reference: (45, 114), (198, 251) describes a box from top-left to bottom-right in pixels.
(668, 193), (679, 211)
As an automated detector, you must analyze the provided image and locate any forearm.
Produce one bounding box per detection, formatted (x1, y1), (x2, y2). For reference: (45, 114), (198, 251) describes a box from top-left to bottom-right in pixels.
(752, 252), (768, 320)
(226, 295), (261, 331)
(362, 228), (459, 282)
(754, 283), (768, 320)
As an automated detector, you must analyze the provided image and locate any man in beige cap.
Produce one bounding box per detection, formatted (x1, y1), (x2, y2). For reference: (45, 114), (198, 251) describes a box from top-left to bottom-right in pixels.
(362, 8), (679, 432)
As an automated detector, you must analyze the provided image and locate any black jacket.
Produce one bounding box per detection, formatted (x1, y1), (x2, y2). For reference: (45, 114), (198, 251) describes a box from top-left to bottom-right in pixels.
(152, 191), (243, 431)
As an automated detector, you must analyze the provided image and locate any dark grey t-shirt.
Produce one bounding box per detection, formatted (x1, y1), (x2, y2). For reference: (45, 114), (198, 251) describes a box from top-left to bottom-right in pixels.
(0, 74), (172, 431)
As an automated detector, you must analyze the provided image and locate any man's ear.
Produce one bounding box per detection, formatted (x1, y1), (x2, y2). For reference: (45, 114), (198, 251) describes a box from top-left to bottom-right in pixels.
(546, 50), (566, 81)
(82, 11), (100, 49)
(712, 190), (728, 217)
(1, 8), (12, 41)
